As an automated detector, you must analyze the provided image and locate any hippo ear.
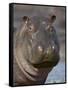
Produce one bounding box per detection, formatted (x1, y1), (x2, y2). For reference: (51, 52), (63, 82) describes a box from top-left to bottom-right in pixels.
(46, 15), (56, 30)
(22, 16), (30, 22)
(50, 15), (56, 24)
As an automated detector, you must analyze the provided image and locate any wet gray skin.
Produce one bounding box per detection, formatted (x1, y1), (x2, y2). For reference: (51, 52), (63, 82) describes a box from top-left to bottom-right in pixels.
(15, 15), (60, 68)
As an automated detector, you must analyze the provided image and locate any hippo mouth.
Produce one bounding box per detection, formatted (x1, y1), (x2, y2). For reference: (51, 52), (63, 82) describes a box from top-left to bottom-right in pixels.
(28, 53), (59, 68)
(33, 59), (59, 68)
(32, 60), (59, 68)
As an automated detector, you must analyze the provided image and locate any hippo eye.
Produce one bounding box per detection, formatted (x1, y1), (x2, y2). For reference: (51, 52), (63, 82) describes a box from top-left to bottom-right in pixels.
(46, 25), (53, 32)
(50, 27), (53, 32)
(29, 26), (32, 30)
(29, 25), (33, 31)
(29, 25), (36, 33)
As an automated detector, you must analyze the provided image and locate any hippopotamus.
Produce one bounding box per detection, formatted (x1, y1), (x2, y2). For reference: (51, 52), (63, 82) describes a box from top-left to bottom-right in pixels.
(13, 15), (60, 86)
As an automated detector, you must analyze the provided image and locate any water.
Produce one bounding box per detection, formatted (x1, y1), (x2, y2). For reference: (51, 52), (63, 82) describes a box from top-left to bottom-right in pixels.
(45, 61), (65, 84)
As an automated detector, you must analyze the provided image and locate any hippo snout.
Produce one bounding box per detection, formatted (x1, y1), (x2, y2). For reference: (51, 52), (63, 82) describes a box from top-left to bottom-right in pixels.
(30, 44), (59, 68)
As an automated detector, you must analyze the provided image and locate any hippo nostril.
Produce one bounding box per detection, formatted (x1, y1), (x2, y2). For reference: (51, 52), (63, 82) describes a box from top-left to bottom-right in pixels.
(46, 45), (56, 55)
(52, 46), (55, 51)
(52, 46), (55, 49)
(52, 45), (58, 54)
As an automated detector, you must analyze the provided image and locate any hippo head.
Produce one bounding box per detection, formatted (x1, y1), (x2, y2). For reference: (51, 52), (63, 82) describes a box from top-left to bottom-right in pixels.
(18, 15), (60, 68)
